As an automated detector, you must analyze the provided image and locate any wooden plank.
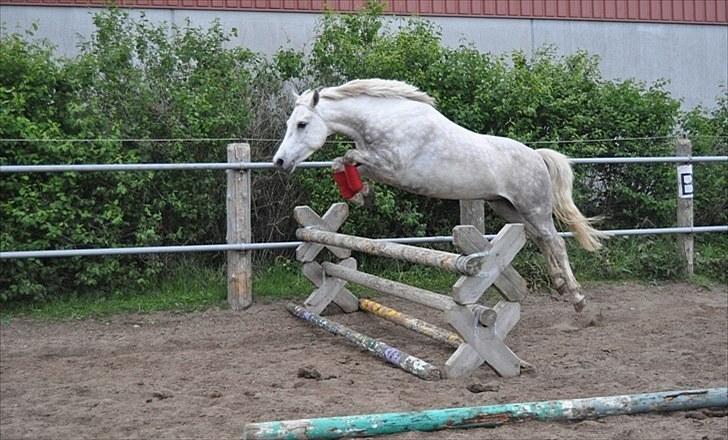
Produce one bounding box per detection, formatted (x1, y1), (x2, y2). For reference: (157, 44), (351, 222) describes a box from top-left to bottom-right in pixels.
(332, 289), (360, 313)
(244, 388), (728, 439)
(459, 200), (485, 233)
(302, 262), (358, 313)
(225, 143), (252, 310)
(676, 138), (694, 276)
(303, 258), (356, 314)
(294, 204), (350, 261)
(321, 262), (456, 311)
(452, 225), (528, 302)
(444, 343), (483, 378)
(452, 224), (486, 255)
(493, 301), (520, 339)
(494, 266), (529, 302)
(451, 224), (526, 304)
(286, 303), (442, 381)
(446, 305), (521, 377)
(359, 299), (463, 348)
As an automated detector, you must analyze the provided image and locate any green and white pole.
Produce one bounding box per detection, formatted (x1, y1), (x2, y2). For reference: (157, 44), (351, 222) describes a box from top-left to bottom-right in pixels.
(243, 387), (727, 440)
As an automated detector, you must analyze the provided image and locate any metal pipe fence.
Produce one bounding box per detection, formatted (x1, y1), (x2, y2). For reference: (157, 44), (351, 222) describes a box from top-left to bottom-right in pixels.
(2, 143), (726, 308)
(1, 154), (727, 261)
(1, 156), (726, 174)
(1, 225), (726, 260)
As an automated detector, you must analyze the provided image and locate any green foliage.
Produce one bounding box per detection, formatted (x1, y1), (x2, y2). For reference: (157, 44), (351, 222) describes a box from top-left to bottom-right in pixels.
(301, 4), (683, 234)
(1, 259), (226, 320)
(680, 90), (728, 226)
(1, 10), (257, 301)
(1, 3), (725, 305)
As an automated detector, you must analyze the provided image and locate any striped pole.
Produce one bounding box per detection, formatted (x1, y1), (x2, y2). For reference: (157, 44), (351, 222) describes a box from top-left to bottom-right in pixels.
(243, 387), (728, 440)
(358, 299), (463, 348)
(286, 303), (441, 381)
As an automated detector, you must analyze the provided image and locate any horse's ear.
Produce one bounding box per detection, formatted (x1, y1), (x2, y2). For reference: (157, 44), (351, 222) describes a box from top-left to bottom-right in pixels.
(283, 81), (299, 101)
(312, 89), (320, 107)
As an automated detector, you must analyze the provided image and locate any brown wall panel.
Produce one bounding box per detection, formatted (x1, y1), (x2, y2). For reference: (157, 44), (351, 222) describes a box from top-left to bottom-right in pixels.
(1, 0), (725, 24)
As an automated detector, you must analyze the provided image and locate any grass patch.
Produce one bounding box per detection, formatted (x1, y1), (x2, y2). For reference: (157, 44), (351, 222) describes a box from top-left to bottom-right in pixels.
(1, 262), (227, 321)
(2, 235), (725, 322)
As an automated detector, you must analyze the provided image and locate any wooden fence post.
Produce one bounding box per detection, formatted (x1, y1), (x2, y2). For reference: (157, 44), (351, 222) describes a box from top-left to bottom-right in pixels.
(459, 200), (485, 233)
(226, 143), (252, 310)
(676, 137), (694, 276)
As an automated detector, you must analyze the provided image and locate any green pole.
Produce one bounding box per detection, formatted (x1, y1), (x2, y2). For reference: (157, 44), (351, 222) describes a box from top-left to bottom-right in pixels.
(243, 387), (727, 440)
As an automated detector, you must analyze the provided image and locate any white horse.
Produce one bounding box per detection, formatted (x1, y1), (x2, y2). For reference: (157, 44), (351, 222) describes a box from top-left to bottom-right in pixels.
(273, 79), (604, 311)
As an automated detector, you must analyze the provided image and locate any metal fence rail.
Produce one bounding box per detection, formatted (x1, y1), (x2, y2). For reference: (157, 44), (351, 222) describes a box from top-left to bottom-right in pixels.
(2, 143), (727, 309)
(2, 226), (726, 260)
(1, 156), (727, 173)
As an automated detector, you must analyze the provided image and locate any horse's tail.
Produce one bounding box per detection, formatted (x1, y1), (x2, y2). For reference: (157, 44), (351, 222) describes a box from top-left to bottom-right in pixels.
(536, 148), (605, 252)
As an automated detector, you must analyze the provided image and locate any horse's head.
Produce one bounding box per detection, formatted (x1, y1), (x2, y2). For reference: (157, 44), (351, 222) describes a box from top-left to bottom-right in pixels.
(273, 90), (328, 172)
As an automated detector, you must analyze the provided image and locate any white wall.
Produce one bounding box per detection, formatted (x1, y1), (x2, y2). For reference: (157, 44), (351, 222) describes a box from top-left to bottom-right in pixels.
(2, 6), (726, 109)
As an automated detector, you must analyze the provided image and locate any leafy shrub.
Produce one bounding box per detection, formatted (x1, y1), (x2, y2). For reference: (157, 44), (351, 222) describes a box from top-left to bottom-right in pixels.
(681, 91), (728, 226)
(1, 10), (257, 300)
(1, 3), (725, 302)
(299, 4), (682, 236)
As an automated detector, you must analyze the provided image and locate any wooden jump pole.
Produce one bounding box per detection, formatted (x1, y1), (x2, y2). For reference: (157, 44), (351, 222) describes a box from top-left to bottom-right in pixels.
(243, 387), (728, 439)
(296, 228), (484, 276)
(286, 303), (442, 381)
(321, 262), (455, 311)
(359, 299), (463, 348)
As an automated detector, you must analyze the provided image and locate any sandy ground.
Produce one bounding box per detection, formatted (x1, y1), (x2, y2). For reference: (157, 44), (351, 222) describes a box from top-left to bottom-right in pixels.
(1, 282), (727, 440)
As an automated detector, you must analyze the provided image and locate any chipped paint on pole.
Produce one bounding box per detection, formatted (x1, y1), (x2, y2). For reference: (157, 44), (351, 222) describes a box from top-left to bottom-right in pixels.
(243, 388), (727, 439)
(358, 299), (463, 348)
(295, 228), (484, 276)
(286, 303), (441, 381)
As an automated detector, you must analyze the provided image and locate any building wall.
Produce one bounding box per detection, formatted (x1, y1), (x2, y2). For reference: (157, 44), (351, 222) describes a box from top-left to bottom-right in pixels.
(1, 4), (726, 109)
(2, 0), (726, 24)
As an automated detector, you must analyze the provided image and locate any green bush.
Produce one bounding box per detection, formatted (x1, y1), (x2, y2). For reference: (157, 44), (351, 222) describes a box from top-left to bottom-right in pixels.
(299, 5), (683, 235)
(1, 10), (257, 301)
(1, 3), (725, 303)
(681, 91), (728, 226)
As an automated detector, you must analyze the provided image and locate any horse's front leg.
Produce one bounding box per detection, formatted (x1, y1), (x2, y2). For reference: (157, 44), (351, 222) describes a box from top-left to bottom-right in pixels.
(331, 150), (386, 207)
(341, 149), (399, 179)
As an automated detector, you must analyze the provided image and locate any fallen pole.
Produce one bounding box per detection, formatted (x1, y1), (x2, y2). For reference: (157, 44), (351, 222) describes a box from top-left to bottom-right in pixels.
(243, 387), (728, 439)
(286, 303), (441, 381)
(358, 299), (463, 348)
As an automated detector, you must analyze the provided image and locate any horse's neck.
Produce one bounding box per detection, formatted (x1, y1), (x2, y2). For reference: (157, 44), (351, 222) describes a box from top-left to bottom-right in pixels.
(318, 98), (362, 145)
(319, 97), (408, 150)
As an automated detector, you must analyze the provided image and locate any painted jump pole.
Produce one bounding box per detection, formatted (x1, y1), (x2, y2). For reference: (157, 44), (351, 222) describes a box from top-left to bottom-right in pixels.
(243, 387), (728, 440)
(296, 227), (484, 276)
(358, 299), (463, 348)
(286, 303), (442, 381)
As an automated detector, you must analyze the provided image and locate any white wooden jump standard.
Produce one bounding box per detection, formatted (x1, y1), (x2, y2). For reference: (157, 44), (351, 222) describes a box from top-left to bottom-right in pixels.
(289, 203), (531, 379)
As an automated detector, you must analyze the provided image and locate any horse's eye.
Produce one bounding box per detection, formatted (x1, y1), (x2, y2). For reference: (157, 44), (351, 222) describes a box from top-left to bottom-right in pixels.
(297, 122), (308, 129)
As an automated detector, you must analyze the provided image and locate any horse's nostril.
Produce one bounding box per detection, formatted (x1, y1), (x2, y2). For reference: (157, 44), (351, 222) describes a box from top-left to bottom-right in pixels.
(275, 158), (284, 168)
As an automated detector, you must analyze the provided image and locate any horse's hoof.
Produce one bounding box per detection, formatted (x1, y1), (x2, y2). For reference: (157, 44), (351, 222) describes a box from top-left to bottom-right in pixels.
(573, 297), (587, 313)
(348, 193), (365, 207)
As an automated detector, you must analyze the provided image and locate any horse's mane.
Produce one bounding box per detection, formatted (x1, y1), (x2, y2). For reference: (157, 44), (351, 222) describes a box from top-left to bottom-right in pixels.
(301, 79), (436, 107)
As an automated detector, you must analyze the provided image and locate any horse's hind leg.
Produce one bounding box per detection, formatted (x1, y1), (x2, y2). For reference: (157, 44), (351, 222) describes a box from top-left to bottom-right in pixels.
(523, 213), (586, 312)
(488, 199), (586, 312)
(487, 200), (565, 289)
